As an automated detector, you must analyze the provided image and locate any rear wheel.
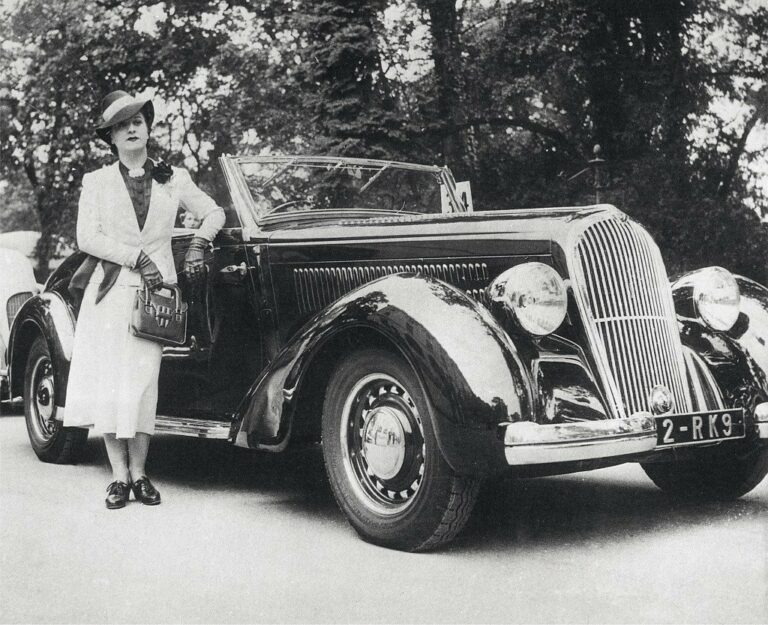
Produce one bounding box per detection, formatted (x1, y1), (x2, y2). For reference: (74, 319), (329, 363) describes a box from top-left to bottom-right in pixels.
(322, 348), (480, 551)
(642, 443), (768, 500)
(24, 336), (87, 463)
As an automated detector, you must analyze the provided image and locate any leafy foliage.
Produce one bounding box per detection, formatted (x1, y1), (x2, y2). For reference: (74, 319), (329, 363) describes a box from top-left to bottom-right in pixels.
(0, 0), (232, 274)
(1, 0), (766, 281)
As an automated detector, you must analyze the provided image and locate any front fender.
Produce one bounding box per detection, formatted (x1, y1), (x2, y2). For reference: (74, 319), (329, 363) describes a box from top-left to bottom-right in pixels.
(8, 292), (76, 408)
(235, 274), (534, 475)
(674, 272), (768, 437)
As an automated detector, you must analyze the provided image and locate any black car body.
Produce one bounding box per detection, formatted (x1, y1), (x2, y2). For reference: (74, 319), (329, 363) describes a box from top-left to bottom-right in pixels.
(8, 155), (768, 551)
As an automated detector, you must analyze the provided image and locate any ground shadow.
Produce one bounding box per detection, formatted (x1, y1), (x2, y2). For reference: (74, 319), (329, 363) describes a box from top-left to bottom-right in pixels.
(6, 403), (766, 554)
(452, 470), (768, 552)
(78, 433), (336, 517)
(71, 431), (768, 553)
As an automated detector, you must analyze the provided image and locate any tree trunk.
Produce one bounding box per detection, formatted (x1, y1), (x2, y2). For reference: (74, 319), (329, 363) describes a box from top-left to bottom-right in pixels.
(419, 0), (470, 179)
(717, 111), (760, 200)
(34, 192), (54, 280)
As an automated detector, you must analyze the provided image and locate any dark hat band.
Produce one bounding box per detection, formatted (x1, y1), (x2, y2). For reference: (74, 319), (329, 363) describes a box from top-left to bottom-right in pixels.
(96, 95), (153, 129)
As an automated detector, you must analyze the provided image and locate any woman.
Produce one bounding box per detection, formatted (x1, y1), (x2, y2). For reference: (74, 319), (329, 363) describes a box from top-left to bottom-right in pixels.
(62, 90), (225, 509)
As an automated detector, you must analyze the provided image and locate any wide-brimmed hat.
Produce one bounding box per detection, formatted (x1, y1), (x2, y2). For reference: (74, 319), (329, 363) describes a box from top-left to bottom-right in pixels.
(95, 90), (154, 143)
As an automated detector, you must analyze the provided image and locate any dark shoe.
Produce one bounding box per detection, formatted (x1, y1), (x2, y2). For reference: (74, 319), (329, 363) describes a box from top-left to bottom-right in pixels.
(105, 481), (130, 509)
(131, 476), (162, 505)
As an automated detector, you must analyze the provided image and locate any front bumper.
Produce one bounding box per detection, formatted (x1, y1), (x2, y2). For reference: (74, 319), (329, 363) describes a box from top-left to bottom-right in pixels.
(501, 413), (657, 466)
(755, 402), (768, 439)
(502, 404), (768, 466)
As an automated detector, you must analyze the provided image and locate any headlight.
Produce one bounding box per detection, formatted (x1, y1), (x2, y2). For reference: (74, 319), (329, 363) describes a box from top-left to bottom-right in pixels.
(488, 262), (567, 336)
(693, 267), (740, 331)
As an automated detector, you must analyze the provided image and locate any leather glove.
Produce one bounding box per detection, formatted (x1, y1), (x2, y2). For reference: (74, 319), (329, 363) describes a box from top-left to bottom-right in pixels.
(184, 236), (208, 281)
(136, 251), (164, 291)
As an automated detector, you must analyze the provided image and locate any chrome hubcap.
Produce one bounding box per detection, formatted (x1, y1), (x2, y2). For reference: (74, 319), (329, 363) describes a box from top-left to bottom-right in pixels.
(361, 406), (409, 480)
(340, 373), (425, 516)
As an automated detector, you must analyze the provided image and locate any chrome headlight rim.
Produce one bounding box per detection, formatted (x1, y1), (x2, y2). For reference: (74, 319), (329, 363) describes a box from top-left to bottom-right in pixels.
(692, 266), (740, 332)
(488, 262), (568, 337)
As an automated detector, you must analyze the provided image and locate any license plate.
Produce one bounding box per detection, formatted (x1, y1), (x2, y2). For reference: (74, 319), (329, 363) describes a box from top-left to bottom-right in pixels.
(655, 409), (745, 448)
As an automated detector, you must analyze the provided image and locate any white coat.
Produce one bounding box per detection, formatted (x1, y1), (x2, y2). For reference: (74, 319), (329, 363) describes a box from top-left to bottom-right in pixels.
(61, 162), (224, 437)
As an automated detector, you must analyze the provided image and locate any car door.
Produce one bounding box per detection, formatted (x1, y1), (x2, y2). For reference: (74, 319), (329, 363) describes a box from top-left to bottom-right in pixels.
(156, 219), (264, 420)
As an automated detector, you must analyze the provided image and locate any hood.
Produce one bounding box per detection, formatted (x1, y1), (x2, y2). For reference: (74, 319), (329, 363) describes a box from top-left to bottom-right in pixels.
(262, 204), (622, 250)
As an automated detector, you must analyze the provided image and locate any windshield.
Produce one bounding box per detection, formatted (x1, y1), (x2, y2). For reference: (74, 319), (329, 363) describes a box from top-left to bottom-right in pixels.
(235, 156), (463, 220)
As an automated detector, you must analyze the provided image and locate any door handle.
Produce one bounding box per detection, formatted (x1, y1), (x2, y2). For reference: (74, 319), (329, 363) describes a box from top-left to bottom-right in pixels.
(220, 262), (251, 276)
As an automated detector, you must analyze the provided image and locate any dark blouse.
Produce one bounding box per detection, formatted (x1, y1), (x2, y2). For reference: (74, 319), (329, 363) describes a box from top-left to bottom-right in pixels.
(118, 160), (153, 231)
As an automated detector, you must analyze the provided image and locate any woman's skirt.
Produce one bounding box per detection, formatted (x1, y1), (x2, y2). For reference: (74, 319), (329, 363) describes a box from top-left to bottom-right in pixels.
(61, 263), (162, 438)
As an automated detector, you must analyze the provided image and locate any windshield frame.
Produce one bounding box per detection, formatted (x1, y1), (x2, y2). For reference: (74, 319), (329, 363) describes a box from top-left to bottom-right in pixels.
(224, 155), (466, 224)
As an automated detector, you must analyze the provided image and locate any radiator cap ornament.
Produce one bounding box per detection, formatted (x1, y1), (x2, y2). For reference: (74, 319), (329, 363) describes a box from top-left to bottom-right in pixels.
(649, 385), (674, 415)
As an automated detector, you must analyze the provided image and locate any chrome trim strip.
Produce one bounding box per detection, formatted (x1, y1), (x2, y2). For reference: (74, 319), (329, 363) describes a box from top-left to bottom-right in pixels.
(683, 347), (724, 410)
(218, 156), (256, 230)
(161, 346), (194, 360)
(534, 353), (588, 367)
(502, 414), (656, 465)
(232, 155), (466, 218)
(235, 154), (445, 174)
(595, 315), (668, 322)
(154, 415), (232, 440)
(684, 348), (708, 410)
(505, 436), (656, 465)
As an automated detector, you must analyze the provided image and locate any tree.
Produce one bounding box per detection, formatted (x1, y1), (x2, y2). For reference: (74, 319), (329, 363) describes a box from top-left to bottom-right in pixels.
(412, 0), (768, 281)
(2, 0), (766, 283)
(0, 0), (233, 276)
(291, 0), (406, 157)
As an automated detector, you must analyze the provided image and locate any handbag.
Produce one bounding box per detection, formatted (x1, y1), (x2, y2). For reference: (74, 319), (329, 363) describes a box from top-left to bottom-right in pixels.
(130, 283), (188, 346)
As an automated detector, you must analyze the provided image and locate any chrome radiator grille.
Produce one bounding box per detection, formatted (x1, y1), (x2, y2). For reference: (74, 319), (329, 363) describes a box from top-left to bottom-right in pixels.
(569, 216), (691, 418)
(6, 291), (32, 328)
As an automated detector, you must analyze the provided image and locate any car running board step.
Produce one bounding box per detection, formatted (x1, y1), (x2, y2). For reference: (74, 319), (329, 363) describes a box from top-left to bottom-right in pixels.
(154, 415), (233, 440)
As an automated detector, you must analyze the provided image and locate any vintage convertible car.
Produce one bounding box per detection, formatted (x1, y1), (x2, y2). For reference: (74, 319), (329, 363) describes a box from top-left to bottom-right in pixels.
(7, 155), (768, 551)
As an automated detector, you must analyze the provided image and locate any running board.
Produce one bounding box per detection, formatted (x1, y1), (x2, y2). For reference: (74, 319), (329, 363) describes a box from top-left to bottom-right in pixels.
(154, 415), (233, 440)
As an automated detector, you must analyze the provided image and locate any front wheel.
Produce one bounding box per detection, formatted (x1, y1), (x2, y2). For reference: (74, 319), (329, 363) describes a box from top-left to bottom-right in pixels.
(642, 442), (768, 500)
(24, 336), (87, 463)
(322, 348), (481, 551)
